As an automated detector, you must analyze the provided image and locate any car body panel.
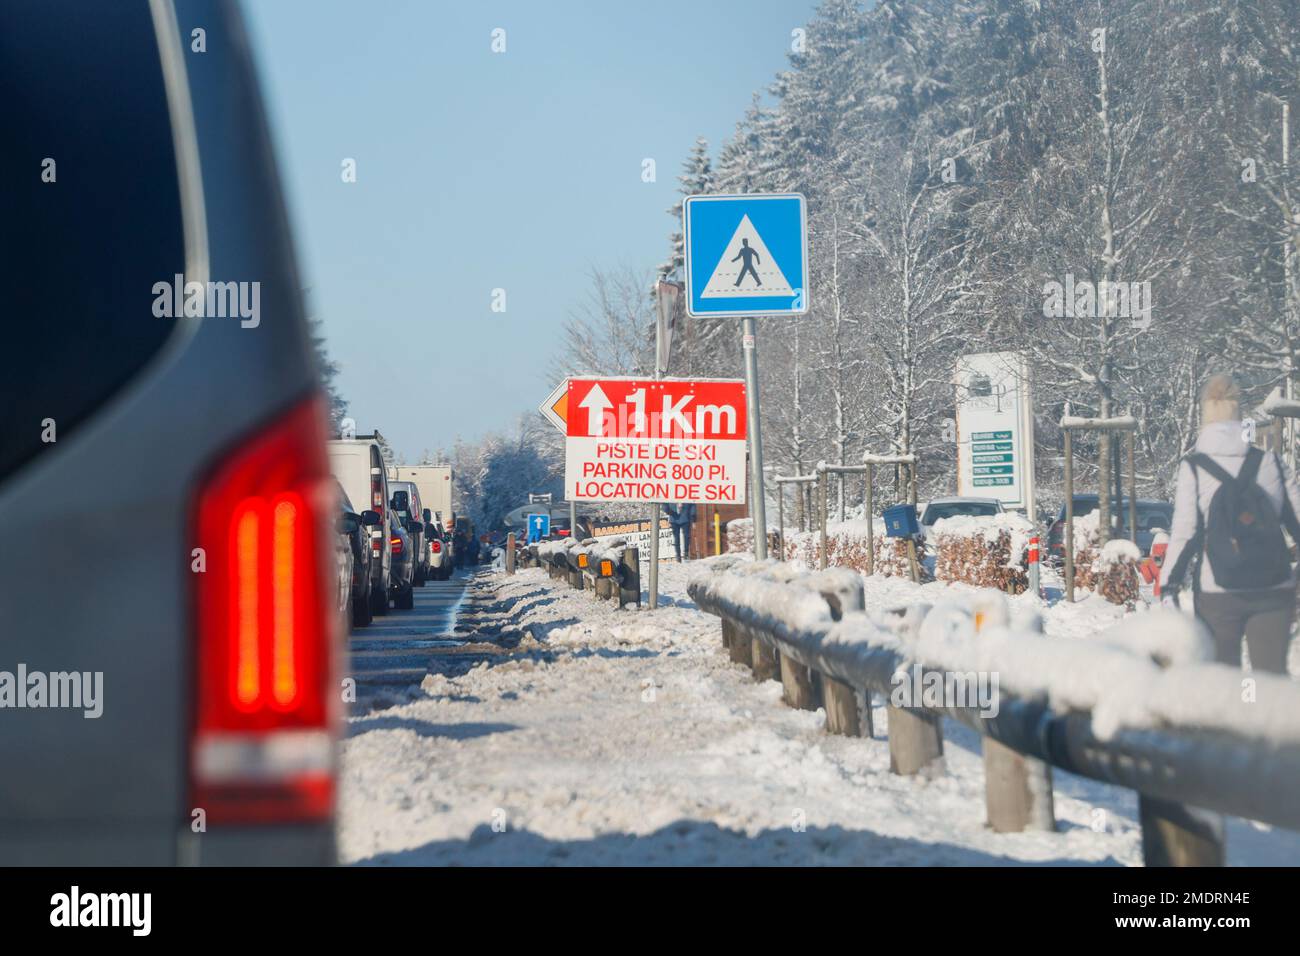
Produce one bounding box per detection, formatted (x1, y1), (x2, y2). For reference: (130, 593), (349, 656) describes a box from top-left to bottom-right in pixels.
(388, 480), (429, 582)
(0, 0), (334, 863)
(327, 439), (391, 596)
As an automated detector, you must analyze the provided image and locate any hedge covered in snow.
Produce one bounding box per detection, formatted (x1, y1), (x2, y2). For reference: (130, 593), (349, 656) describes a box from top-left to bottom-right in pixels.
(1071, 512), (1142, 607)
(727, 517), (930, 581)
(929, 512), (1033, 594)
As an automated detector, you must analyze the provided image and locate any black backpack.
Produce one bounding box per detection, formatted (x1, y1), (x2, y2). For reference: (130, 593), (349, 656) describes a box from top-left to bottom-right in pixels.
(1185, 447), (1299, 590)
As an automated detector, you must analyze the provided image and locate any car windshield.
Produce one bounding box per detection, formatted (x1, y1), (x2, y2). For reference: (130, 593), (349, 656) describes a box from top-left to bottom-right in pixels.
(1129, 506), (1172, 530)
(1057, 501), (1169, 529)
(923, 502), (999, 523)
(1060, 500), (1100, 519)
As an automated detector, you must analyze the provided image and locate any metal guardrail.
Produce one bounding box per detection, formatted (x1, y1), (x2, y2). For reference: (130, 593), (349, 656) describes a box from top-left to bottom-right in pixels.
(688, 559), (1300, 866)
(528, 538), (642, 608)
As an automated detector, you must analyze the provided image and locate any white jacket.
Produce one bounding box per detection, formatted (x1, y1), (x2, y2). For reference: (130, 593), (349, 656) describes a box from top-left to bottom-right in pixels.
(1160, 420), (1300, 594)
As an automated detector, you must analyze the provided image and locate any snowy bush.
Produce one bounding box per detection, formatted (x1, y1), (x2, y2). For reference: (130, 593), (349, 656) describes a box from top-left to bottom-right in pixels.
(930, 512), (1033, 594)
(1071, 513), (1141, 606)
(725, 517), (780, 556)
(1091, 539), (1142, 608)
(1072, 511), (1102, 554)
(730, 518), (930, 580)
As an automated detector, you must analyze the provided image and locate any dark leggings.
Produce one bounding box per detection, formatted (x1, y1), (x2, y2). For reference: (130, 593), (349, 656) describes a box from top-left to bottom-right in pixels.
(1194, 588), (1295, 674)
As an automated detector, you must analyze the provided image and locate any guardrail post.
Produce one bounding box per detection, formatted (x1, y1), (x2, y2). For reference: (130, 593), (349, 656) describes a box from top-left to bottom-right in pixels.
(887, 704), (944, 775)
(617, 546), (641, 608)
(1139, 796), (1225, 867)
(780, 655), (818, 709)
(823, 679), (860, 736)
(568, 562), (584, 589)
(505, 533), (516, 574)
(984, 738), (1055, 832)
(811, 573), (866, 736)
(751, 637), (779, 681)
(730, 626), (754, 666)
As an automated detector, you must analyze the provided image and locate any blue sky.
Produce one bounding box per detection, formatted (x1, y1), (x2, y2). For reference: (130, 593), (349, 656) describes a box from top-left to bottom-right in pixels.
(244, 0), (820, 461)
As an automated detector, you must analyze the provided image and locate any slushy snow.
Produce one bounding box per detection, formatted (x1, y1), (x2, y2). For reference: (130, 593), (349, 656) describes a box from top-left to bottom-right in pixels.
(338, 563), (1300, 866)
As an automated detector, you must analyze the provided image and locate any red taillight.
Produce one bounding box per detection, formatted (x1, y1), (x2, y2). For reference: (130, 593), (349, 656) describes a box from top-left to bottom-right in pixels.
(191, 394), (336, 824)
(430, 539), (442, 554)
(371, 468), (384, 520)
(390, 536), (403, 555)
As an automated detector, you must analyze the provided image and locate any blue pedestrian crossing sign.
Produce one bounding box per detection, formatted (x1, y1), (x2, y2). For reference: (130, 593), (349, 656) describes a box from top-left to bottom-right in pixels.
(683, 193), (809, 318)
(526, 513), (550, 542)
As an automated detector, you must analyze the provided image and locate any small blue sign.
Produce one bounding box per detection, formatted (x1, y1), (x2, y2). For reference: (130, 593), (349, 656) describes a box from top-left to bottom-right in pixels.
(683, 193), (809, 318)
(527, 513), (550, 542)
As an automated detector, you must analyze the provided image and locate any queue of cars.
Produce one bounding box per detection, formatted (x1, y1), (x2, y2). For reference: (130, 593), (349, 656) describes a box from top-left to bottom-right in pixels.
(326, 437), (457, 628)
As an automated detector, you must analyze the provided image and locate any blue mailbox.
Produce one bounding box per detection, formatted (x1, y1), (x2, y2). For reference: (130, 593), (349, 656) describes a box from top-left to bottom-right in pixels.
(882, 503), (919, 538)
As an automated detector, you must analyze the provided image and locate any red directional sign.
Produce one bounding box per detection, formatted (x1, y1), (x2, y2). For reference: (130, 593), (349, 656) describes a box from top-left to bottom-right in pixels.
(563, 377), (747, 504)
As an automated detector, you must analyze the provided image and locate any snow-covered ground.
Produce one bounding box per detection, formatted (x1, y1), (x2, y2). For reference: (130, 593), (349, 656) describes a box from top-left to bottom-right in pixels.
(339, 563), (1300, 866)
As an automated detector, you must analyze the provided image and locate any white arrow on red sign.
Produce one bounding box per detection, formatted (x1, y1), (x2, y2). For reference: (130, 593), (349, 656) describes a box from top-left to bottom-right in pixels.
(577, 382), (612, 437)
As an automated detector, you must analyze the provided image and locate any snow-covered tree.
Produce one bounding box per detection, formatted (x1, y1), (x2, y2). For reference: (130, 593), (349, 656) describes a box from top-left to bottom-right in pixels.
(560, 266), (654, 377)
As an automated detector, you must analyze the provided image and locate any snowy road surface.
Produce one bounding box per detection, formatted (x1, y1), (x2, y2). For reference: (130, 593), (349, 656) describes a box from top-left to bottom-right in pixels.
(346, 575), (472, 709)
(339, 563), (1300, 866)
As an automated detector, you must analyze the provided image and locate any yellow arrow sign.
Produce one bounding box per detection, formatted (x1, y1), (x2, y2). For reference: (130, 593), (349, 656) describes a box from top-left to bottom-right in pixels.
(538, 379), (569, 433)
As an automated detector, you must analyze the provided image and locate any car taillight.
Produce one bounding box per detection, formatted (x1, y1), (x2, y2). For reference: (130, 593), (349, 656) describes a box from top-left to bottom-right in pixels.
(430, 539), (441, 554)
(370, 468), (384, 519)
(191, 394), (336, 825)
(390, 536), (403, 555)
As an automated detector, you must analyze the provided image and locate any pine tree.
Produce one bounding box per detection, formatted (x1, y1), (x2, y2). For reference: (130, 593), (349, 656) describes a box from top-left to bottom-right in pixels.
(659, 137), (713, 281)
(307, 313), (349, 433)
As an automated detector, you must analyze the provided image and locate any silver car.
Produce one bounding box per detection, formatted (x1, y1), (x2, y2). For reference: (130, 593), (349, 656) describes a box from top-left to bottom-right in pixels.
(0, 0), (337, 864)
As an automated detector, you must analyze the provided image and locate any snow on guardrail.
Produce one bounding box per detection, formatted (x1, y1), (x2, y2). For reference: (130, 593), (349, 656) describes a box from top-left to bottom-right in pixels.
(687, 559), (1300, 844)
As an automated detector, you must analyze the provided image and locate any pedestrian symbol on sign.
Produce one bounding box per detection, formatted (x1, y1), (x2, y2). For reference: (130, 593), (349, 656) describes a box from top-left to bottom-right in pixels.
(701, 214), (793, 298)
(733, 239), (761, 287)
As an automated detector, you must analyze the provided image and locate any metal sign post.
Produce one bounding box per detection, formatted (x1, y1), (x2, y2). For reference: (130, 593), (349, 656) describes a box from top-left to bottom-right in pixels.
(682, 193), (809, 563)
(647, 281), (681, 608)
(742, 317), (767, 559)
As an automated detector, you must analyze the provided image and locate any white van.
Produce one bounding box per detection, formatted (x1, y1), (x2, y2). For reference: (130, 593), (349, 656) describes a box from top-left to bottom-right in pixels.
(389, 465), (453, 526)
(327, 438), (391, 616)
